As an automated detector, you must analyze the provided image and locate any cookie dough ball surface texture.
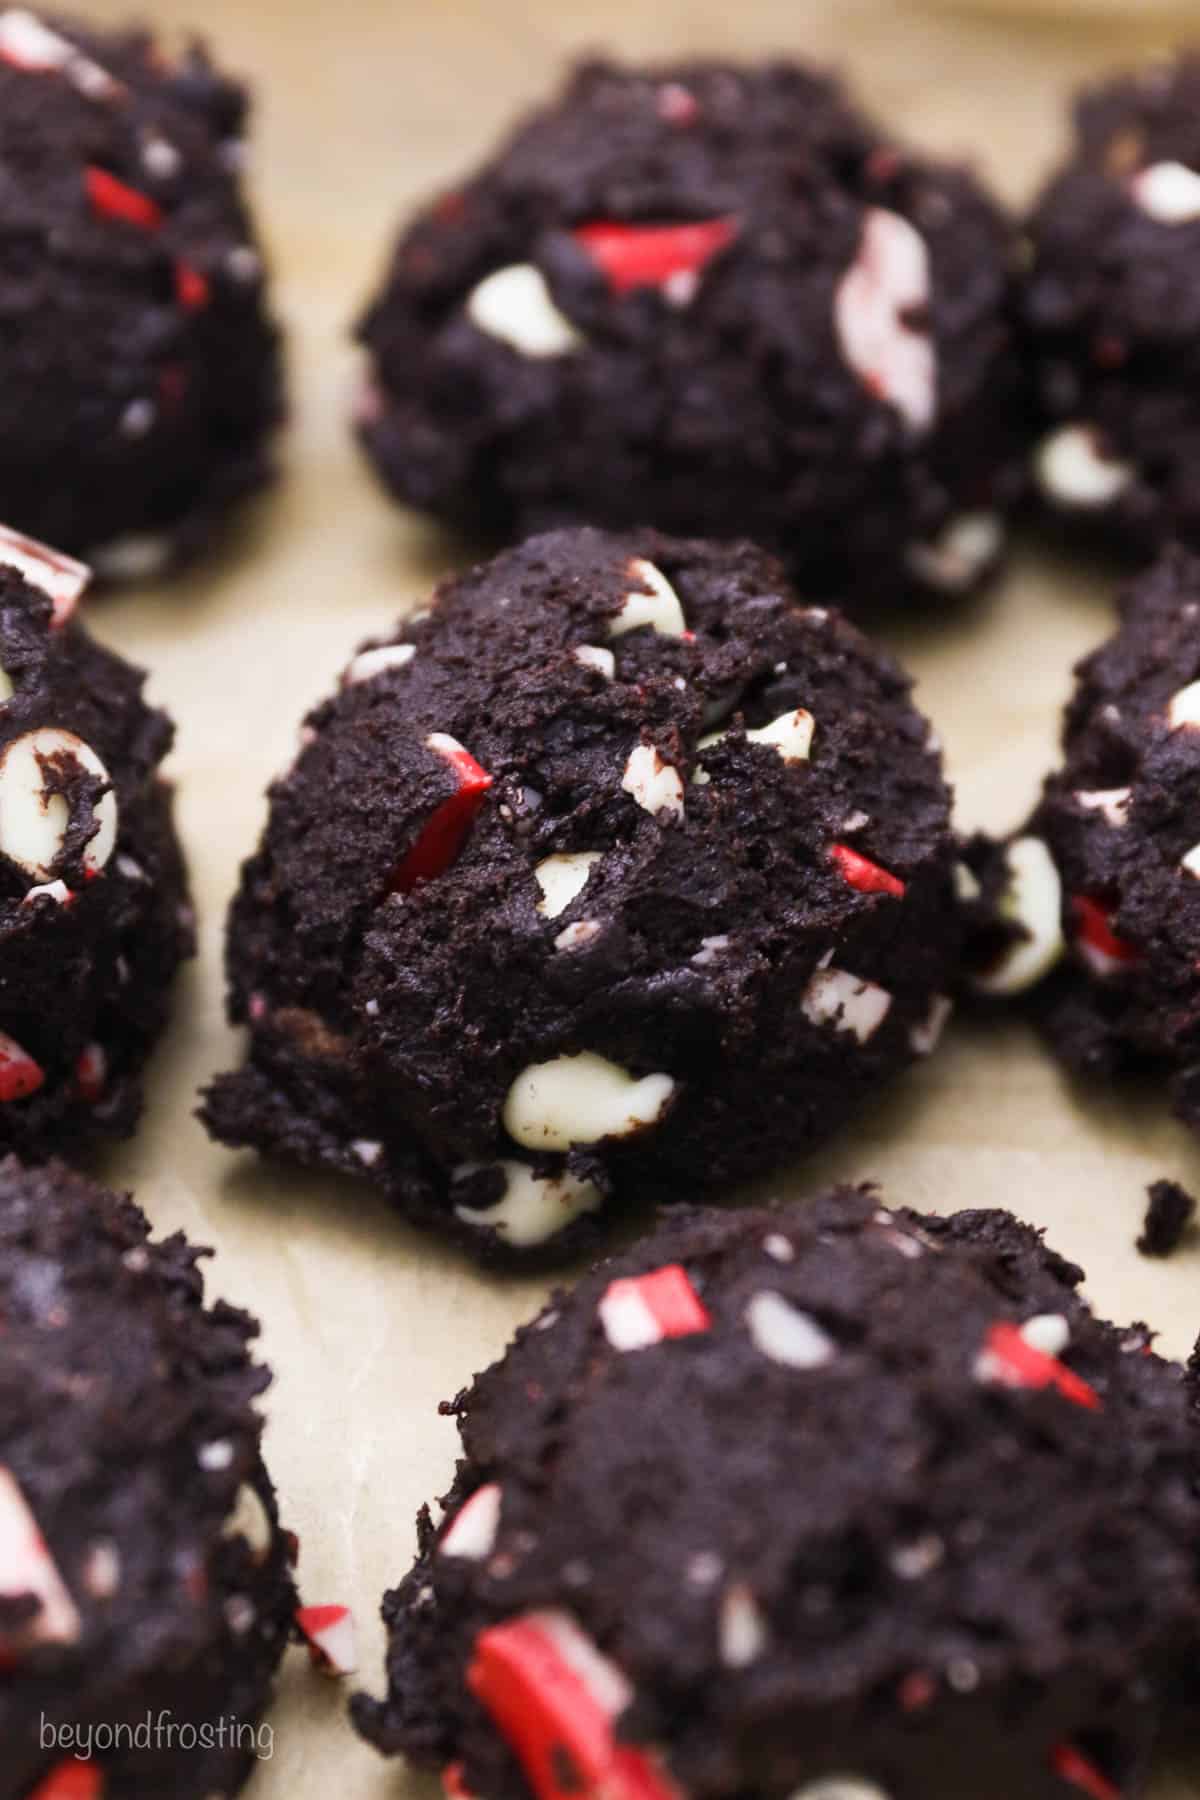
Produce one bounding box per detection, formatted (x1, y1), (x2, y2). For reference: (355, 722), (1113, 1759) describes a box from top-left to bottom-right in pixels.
(201, 528), (959, 1263)
(0, 538), (192, 1158)
(354, 60), (1027, 613)
(0, 9), (283, 578)
(965, 544), (1200, 1137)
(1025, 56), (1200, 555)
(352, 1187), (1200, 1800)
(0, 1158), (297, 1799)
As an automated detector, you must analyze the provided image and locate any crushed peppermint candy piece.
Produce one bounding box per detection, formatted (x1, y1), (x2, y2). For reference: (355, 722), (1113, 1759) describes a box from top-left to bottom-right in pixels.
(910, 994), (952, 1057)
(175, 260), (211, 311)
(906, 511), (1004, 593)
(296, 1602), (357, 1676)
(504, 1052), (675, 1152)
(609, 559), (686, 638)
(0, 1464), (80, 1650)
(26, 1763), (104, 1800)
(574, 217), (738, 297)
(1070, 895), (1139, 977)
(1020, 1313), (1070, 1357)
(598, 1264), (710, 1352)
(830, 844), (905, 898)
(0, 1030), (44, 1102)
(0, 727), (118, 879)
(834, 208), (935, 432)
(745, 1291), (836, 1369)
(0, 523), (90, 627)
(467, 1609), (680, 1800)
(442, 1763), (479, 1800)
(0, 9), (117, 99)
(84, 166), (163, 232)
(467, 264), (583, 359)
(975, 1321), (1100, 1411)
(1051, 1743), (1122, 1800)
(393, 734), (493, 892)
(74, 1043), (106, 1104)
(440, 1483), (503, 1561)
(718, 1581), (767, 1667)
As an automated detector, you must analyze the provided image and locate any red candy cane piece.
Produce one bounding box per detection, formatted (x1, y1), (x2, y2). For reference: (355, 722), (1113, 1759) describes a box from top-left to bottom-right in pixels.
(0, 1031), (44, 1103)
(834, 207), (934, 432)
(442, 1764), (479, 1800)
(27, 1763), (105, 1800)
(175, 261), (211, 312)
(467, 1610), (681, 1800)
(75, 1044), (107, 1105)
(1051, 1743), (1122, 1800)
(392, 734), (493, 893)
(295, 1602), (357, 1676)
(978, 1322), (1101, 1412)
(0, 523), (91, 628)
(0, 1465), (80, 1651)
(829, 844), (905, 898)
(1070, 896), (1139, 976)
(598, 1265), (711, 1352)
(573, 218), (738, 297)
(84, 166), (163, 232)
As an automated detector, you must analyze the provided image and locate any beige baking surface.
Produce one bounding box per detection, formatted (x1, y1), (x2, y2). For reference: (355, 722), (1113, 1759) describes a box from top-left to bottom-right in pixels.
(60, 0), (1200, 1792)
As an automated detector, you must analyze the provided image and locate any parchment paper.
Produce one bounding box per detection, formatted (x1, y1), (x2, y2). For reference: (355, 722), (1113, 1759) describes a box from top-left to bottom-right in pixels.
(70, 0), (1200, 1791)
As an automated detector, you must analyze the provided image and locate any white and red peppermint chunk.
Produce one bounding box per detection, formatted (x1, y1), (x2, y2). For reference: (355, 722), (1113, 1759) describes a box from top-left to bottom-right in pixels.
(296, 1602), (357, 1676)
(0, 523), (90, 628)
(834, 208), (935, 433)
(573, 217), (738, 301)
(598, 1264), (710, 1352)
(1051, 1743), (1122, 1800)
(74, 1043), (106, 1104)
(974, 1321), (1100, 1411)
(467, 1609), (681, 1800)
(1070, 895), (1139, 978)
(440, 1482), (503, 1562)
(0, 1464), (80, 1653)
(0, 8), (117, 98)
(392, 734), (493, 893)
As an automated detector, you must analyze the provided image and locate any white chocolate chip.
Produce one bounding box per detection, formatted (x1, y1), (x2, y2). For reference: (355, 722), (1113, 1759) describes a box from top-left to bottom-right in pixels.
(534, 851), (602, 919)
(692, 934), (730, 966)
(345, 643), (415, 685)
(834, 208), (935, 433)
(889, 1534), (944, 1581)
(801, 967), (892, 1044)
(119, 397), (156, 439)
(82, 1540), (121, 1599)
(971, 836), (1064, 997)
(609, 559), (686, 639)
(198, 1440), (235, 1473)
(141, 135), (181, 180)
(1075, 787), (1131, 827)
(0, 1465), (80, 1647)
(222, 1482), (274, 1561)
(622, 743), (684, 818)
(906, 512), (1004, 593)
(555, 920), (602, 952)
(1168, 680), (1200, 730)
(1034, 425), (1134, 509)
(1181, 844), (1200, 879)
(466, 264), (583, 358)
(0, 728), (117, 878)
(746, 1291), (836, 1368)
(763, 1232), (794, 1262)
(224, 1594), (257, 1637)
(88, 532), (172, 583)
(503, 1051), (675, 1151)
(841, 810), (870, 833)
(440, 1483), (502, 1560)
(21, 879), (70, 906)
(909, 994), (952, 1056)
(352, 1138), (383, 1167)
(226, 244), (262, 284)
(719, 1582), (768, 1667)
(696, 709), (815, 782)
(1020, 1312), (1070, 1356)
(1130, 160), (1200, 224)
(574, 644), (616, 680)
(954, 861), (981, 903)
(453, 1160), (603, 1248)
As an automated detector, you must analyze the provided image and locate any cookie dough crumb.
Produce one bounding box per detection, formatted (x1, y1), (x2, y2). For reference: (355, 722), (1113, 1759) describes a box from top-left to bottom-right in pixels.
(1138, 1179), (1196, 1258)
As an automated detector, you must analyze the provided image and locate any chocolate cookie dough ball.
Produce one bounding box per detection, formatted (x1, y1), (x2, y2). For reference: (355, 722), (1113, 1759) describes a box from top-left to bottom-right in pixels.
(353, 1187), (1200, 1800)
(0, 528), (193, 1157)
(355, 60), (1026, 612)
(0, 1158), (297, 1799)
(202, 527), (959, 1263)
(0, 8), (283, 579)
(1026, 56), (1200, 553)
(964, 544), (1200, 1134)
